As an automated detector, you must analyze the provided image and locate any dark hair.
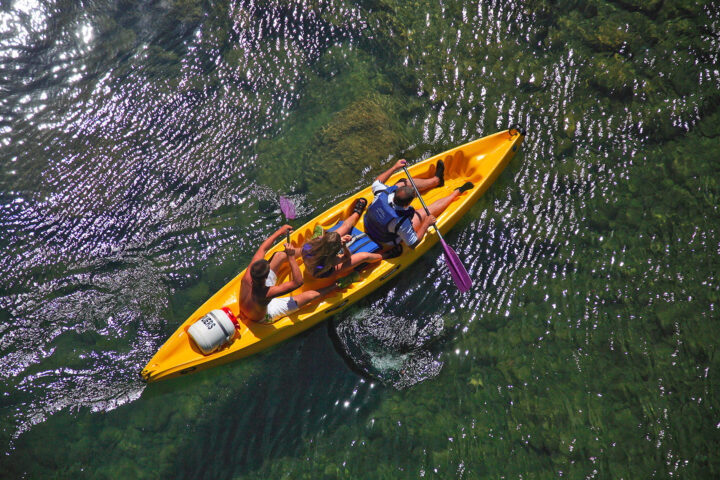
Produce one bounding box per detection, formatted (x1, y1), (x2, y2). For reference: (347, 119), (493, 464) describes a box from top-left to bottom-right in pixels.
(394, 186), (415, 207)
(250, 260), (270, 285)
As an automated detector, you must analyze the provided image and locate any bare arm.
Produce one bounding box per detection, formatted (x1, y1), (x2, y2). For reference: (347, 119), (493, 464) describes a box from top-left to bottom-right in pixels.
(252, 225), (292, 263)
(376, 159), (407, 185)
(338, 244), (352, 270)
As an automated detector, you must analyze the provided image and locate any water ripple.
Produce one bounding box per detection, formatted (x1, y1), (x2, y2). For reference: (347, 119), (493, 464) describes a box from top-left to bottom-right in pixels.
(1, 0), (368, 449)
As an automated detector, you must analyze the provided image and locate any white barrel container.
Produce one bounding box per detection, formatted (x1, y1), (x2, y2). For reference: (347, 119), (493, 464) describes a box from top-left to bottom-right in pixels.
(188, 307), (240, 355)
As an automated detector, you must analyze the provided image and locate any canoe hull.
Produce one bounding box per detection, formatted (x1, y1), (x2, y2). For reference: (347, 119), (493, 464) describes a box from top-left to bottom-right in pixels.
(141, 129), (525, 382)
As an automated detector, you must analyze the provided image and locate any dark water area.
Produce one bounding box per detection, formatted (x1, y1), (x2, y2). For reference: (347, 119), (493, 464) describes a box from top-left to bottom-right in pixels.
(1, 0), (719, 478)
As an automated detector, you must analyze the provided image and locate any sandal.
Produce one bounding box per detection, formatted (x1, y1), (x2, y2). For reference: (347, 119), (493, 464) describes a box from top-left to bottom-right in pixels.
(352, 197), (368, 216)
(382, 244), (404, 259)
(435, 160), (445, 187)
(456, 181), (473, 193)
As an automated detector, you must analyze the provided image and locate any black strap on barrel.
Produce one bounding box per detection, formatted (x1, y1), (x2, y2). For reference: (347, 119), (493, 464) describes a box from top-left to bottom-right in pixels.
(212, 312), (232, 338)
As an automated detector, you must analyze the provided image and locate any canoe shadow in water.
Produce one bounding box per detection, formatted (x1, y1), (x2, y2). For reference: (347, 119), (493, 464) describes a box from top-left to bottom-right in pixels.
(167, 324), (382, 479)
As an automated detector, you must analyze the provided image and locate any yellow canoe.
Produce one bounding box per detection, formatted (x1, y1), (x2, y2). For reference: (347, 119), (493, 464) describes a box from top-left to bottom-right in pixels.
(141, 128), (525, 382)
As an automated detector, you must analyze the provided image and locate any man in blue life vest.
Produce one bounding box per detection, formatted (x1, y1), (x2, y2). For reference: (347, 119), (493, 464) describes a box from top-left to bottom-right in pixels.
(364, 158), (473, 254)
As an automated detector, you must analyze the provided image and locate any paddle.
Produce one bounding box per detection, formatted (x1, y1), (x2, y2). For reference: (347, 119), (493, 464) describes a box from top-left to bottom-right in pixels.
(402, 166), (473, 292)
(279, 196), (296, 244)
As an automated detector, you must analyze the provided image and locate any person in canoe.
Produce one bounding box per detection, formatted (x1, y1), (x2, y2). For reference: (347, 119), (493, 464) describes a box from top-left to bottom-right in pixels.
(364, 158), (473, 252)
(301, 199), (396, 279)
(239, 225), (339, 324)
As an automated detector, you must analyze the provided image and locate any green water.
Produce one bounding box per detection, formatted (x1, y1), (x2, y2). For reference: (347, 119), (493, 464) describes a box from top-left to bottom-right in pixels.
(1, 0), (719, 478)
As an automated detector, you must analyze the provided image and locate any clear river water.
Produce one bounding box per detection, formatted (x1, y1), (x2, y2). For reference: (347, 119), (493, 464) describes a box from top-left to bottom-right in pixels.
(1, 0), (719, 478)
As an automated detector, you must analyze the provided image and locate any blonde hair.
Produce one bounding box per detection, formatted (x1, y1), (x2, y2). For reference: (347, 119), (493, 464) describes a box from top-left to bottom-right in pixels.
(303, 231), (342, 277)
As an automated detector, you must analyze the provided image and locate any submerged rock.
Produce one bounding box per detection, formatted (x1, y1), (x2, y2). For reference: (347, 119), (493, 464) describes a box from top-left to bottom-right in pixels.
(332, 309), (444, 389)
(256, 93), (409, 197)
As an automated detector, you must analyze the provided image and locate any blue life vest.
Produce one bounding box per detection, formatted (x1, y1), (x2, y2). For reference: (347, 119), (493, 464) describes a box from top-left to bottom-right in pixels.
(364, 186), (416, 244)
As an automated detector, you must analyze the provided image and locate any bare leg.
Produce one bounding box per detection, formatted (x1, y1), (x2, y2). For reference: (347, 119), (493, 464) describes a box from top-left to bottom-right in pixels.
(411, 190), (461, 230)
(350, 251), (383, 265)
(291, 284), (338, 308)
(335, 211), (360, 236)
(335, 197), (368, 236)
(411, 176), (441, 193)
(395, 176), (440, 193)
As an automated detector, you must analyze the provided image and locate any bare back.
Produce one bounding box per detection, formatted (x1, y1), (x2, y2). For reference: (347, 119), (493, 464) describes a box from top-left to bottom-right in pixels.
(238, 271), (268, 322)
(238, 231), (304, 323)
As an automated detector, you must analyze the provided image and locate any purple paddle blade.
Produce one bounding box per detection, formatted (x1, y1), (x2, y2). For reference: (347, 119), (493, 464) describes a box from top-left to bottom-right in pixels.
(440, 238), (472, 292)
(279, 196), (296, 220)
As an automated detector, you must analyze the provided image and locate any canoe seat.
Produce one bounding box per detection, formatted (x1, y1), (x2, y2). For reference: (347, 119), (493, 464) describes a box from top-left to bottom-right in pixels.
(327, 221), (381, 254)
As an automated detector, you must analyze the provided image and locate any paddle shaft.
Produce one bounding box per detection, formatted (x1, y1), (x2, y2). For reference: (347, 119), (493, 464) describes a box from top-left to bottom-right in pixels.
(402, 165), (473, 292)
(401, 166), (444, 241)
